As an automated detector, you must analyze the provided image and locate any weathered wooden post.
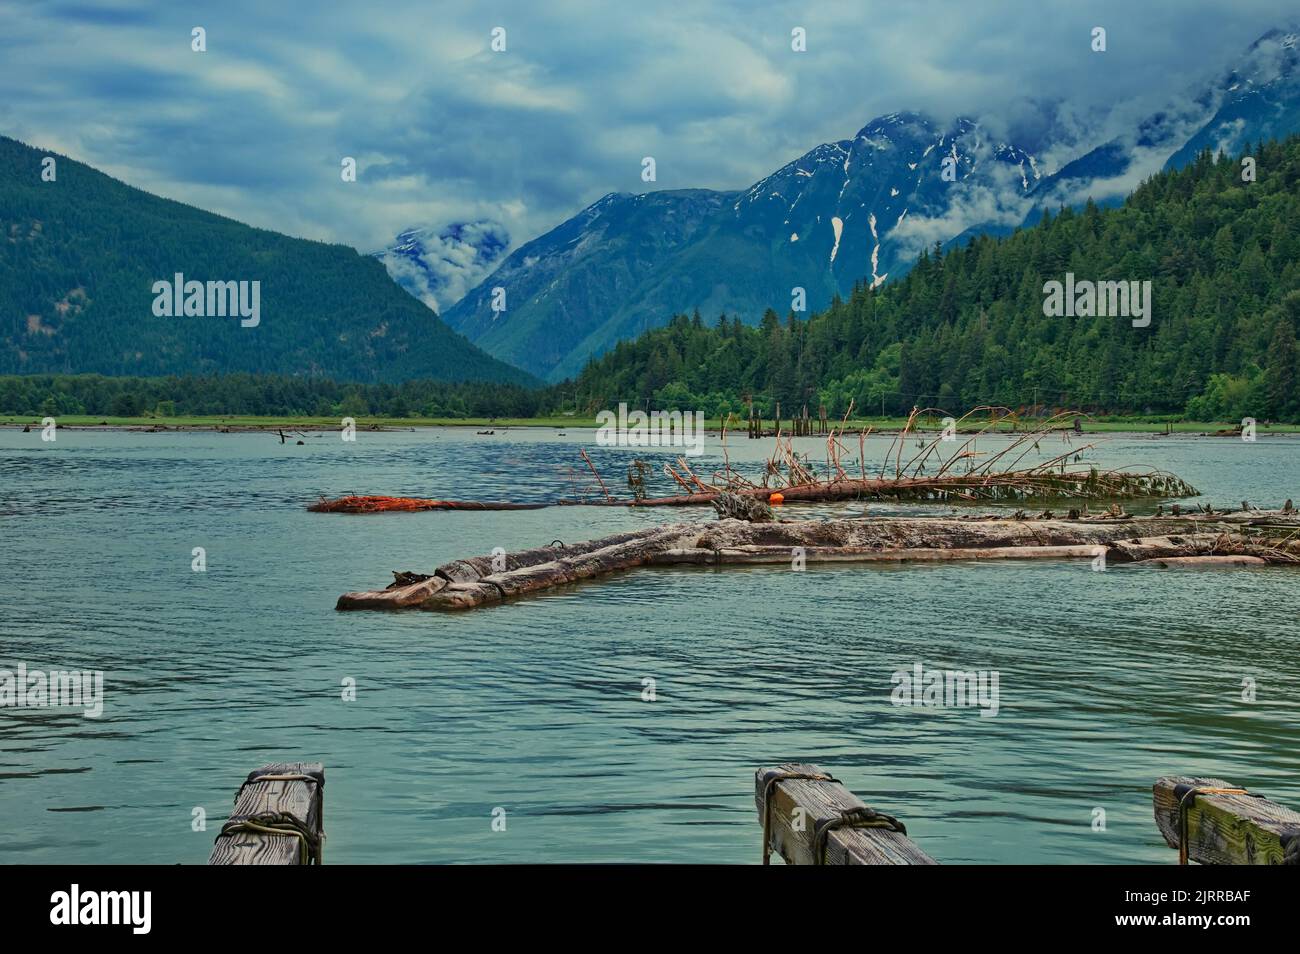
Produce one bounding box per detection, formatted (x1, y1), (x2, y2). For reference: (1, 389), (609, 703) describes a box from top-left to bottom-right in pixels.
(1153, 775), (1300, 865)
(755, 762), (937, 864)
(209, 762), (325, 865)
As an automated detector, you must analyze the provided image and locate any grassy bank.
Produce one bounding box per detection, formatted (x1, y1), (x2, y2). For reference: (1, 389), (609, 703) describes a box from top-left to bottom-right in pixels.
(3, 413), (1298, 435)
(0, 414), (583, 429)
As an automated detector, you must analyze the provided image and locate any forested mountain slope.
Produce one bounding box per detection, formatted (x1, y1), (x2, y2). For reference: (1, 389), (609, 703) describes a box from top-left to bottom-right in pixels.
(573, 138), (1300, 422)
(0, 136), (532, 384)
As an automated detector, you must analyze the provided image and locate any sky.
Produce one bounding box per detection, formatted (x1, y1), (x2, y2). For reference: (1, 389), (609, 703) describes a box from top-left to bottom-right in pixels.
(1, 0), (1295, 267)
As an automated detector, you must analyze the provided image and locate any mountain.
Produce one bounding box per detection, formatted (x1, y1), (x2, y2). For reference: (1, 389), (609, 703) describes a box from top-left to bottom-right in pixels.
(573, 134), (1300, 422)
(0, 136), (532, 384)
(373, 220), (510, 313)
(442, 189), (739, 382)
(444, 114), (1041, 381)
(1028, 27), (1300, 219)
(442, 27), (1300, 384)
(1165, 28), (1300, 168)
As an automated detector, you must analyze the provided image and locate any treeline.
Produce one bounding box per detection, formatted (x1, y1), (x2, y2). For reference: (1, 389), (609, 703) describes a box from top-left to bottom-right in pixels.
(0, 373), (544, 419)
(570, 136), (1300, 422)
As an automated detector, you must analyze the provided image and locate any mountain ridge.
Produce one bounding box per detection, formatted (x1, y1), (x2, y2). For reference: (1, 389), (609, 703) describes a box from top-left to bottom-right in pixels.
(439, 26), (1300, 383)
(0, 136), (533, 385)
(444, 111), (1042, 381)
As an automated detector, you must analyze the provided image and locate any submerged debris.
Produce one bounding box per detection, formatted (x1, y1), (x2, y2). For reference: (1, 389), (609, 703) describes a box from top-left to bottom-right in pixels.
(626, 408), (1198, 507)
(711, 492), (773, 522)
(309, 408), (1200, 514)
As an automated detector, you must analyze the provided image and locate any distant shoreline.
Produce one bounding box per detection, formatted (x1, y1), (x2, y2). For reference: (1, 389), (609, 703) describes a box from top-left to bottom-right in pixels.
(3, 415), (1298, 436)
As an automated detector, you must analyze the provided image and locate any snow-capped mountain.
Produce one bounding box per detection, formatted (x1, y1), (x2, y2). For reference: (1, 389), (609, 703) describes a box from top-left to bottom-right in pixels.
(373, 220), (509, 314)
(442, 114), (1041, 381)
(439, 189), (736, 381)
(438, 26), (1300, 383)
(1028, 27), (1300, 219)
(731, 112), (1040, 294)
(1165, 28), (1300, 167)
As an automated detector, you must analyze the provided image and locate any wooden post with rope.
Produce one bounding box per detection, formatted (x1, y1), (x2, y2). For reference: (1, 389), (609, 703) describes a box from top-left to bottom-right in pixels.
(209, 762), (325, 865)
(1153, 775), (1300, 865)
(755, 762), (937, 865)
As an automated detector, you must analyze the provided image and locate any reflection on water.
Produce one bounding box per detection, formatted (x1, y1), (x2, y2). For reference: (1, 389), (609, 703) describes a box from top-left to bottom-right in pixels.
(0, 426), (1297, 863)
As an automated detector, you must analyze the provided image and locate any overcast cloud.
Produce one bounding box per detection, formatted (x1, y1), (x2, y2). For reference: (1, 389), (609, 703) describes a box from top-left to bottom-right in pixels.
(1, 0), (1294, 258)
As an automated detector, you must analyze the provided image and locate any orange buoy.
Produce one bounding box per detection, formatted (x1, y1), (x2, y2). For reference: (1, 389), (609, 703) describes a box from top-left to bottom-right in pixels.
(768, 492), (785, 505)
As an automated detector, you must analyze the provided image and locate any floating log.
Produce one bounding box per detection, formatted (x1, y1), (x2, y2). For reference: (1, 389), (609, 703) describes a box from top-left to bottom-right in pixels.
(308, 467), (1199, 511)
(337, 522), (697, 610)
(1132, 555), (1267, 568)
(651, 543), (1106, 566)
(755, 762), (937, 865)
(1153, 775), (1300, 865)
(309, 494), (545, 513)
(209, 762), (324, 865)
(337, 510), (1300, 612)
(420, 523), (698, 611)
(627, 470), (1199, 508)
(336, 574), (447, 609)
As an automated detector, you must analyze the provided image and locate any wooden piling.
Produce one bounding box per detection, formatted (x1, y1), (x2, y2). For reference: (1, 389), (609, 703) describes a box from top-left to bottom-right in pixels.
(209, 762), (325, 865)
(1153, 775), (1300, 865)
(755, 762), (937, 864)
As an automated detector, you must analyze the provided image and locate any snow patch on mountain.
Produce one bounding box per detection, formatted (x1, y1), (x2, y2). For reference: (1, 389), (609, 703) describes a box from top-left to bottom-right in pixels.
(867, 213), (886, 289)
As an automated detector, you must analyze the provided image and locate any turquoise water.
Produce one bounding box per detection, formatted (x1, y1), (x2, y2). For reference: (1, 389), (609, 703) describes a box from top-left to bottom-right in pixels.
(1, 426), (1298, 864)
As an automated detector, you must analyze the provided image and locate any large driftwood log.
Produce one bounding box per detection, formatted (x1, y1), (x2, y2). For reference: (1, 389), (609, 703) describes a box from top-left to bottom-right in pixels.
(420, 523), (699, 611)
(336, 523), (695, 609)
(650, 544), (1106, 565)
(337, 510), (1300, 613)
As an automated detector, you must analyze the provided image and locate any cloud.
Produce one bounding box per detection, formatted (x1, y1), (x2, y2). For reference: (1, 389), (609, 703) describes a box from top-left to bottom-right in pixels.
(376, 221), (511, 312)
(890, 143), (1032, 260)
(0, 0), (1295, 262)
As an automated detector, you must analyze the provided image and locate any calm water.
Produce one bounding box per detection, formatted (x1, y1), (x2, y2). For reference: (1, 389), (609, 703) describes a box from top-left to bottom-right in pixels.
(1, 425), (1298, 864)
